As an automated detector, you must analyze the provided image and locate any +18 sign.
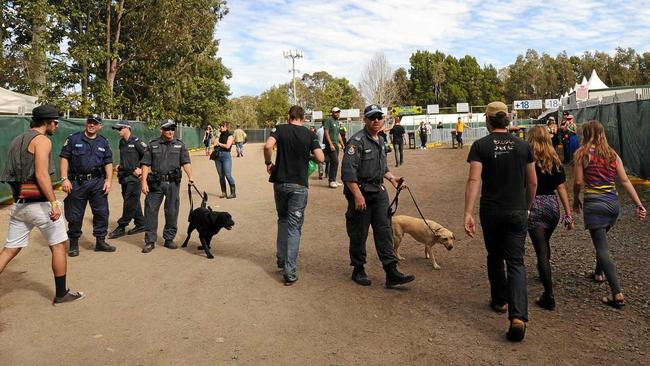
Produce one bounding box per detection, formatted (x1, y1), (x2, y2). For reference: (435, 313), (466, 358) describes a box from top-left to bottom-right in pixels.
(513, 100), (543, 110)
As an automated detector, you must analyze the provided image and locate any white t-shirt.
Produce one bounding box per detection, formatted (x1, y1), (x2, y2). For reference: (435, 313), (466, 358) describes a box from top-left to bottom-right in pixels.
(316, 126), (325, 149)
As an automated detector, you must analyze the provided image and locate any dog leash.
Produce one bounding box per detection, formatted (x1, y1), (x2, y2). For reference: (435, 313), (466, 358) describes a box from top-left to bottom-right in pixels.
(187, 183), (205, 212)
(388, 179), (437, 237)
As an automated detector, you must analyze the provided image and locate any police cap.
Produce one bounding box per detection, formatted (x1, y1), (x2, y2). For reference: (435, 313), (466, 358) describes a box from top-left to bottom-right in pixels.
(87, 114), (103, 124)
(160, 119), (176, 129)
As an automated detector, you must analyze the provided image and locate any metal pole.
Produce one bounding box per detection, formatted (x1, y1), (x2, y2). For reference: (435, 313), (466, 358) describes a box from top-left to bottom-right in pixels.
(292, 58), (297, 104)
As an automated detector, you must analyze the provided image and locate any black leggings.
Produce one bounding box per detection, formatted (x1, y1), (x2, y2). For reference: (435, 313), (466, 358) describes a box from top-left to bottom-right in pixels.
(590, 227), (622, 295)
(528, 227), (554, 296)
(393, 143), (403, 165)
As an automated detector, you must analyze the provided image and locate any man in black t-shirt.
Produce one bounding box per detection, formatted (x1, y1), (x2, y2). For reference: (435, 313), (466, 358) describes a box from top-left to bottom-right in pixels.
(263, 106), (325, 286)
(464, 101), (537, 343)
(389, 115), (406, 167)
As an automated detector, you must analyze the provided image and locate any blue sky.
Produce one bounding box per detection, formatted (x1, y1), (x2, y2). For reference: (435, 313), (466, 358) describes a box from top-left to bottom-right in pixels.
(216, 0), (650, 97)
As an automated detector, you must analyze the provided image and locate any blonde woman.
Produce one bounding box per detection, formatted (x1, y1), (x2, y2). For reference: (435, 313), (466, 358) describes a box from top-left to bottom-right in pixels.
(573, 120), (647, 309)
(526, 126), (574, 310)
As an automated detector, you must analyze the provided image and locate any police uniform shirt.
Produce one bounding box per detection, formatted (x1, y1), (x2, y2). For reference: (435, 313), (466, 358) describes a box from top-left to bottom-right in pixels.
(60, 132), (113, 174)
(140, 137), (191, 174)
(119, 135), (147, 172)
(341, 128), (388, 186)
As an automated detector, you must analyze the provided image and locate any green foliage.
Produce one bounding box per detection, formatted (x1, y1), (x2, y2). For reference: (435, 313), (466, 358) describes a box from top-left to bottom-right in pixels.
(257, 85), (290, 127)
(292, 71), (363, 112)
(225, 96), (259, 128)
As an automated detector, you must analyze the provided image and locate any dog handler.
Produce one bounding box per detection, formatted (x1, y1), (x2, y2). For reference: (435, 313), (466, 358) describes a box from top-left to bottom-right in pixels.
(341, 104), (415, 288)
(140, 119), (194, 253)
(108, 121), (147, 239)
(464, 101), (537, 342)
(0, 105), (84, 304)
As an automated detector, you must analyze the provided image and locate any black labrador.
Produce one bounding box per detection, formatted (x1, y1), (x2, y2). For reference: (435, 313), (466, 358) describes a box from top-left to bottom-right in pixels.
(181, 190), (235, 259)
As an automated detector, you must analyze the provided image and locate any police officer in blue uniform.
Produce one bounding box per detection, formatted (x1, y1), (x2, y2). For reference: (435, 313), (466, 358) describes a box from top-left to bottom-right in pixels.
(140, 119), (194, 253)
(341, 104), (415, 288)
(107, 121), (147, 239)
(60, 114), (116, 256)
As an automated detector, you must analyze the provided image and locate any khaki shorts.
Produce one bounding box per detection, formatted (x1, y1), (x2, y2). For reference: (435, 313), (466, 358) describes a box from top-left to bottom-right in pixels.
(4, 202), (68, 248)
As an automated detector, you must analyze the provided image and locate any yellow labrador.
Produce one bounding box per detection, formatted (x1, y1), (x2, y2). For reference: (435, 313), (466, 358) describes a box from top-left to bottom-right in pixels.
(391, 215), (455, 270)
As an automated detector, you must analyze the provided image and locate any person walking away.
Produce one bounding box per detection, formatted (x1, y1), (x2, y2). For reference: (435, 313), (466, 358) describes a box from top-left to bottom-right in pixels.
(560, 111), (570, 163)
(233, 125), (247, 157)
(264, 106), (325, 285)
(316, 121), (327, 180)
(324, 107), (343, 188)
(107, 121), (147, 239)
(0, 105), (84, 304)
(464, 101), (537, 342)
(213, 122), (236, 198)
(456, 117), (465, 148)
(573, 120), (646, 309)
(203, 126), (213, 156)
(565, 115), (579, 163)
(342, 104), (415, 288)
(140, 119), (194, 253)
(526, 126), (574, 310)
(60, 114), (115, 256)
(418, 121), (428, 149)
(339, 124), (348, 146)
(389, 115), (406, 167)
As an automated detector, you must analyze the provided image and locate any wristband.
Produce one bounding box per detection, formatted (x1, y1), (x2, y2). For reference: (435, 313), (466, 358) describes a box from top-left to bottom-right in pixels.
(50, 201), (59, 209)
(61, 177), (68, 181)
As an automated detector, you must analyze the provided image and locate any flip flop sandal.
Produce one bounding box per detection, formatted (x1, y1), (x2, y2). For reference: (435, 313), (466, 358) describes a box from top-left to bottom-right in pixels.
(601, 296), (625, 309)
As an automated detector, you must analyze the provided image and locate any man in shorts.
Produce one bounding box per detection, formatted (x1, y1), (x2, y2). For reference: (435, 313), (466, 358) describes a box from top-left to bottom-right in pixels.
(0, 105), (84, 305)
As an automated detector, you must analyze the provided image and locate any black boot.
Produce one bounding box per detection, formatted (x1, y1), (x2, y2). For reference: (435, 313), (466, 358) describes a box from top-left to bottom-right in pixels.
(227, 186), (236, 199)
(108, 225), (126, 239)
(68, 238), (79, 257)
(95, 237), (116, 252)
(164, 239), (177, 249)
(384, 262), (415, 288)
(351, 265), (371, 286)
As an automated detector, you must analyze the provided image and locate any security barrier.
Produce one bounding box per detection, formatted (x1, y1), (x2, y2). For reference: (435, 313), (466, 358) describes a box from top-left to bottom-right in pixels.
(0, 116), (205, 203)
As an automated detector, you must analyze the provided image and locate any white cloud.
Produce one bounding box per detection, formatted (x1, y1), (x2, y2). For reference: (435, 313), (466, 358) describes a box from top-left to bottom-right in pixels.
(216, 0), (650, 97)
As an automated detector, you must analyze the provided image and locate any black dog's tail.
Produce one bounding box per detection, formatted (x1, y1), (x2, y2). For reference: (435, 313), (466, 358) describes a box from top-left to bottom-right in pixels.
(201, 192), (208, 208)
(188, 184), (208, 221)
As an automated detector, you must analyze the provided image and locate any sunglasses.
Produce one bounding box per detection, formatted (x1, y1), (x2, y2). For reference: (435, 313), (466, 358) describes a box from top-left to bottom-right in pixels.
(115, 127), (125, 131)
(52, 120), (59, 126)
(162, 127), (176, 132)
(86, 120), (101, 125)
(368, 115), (383, 121)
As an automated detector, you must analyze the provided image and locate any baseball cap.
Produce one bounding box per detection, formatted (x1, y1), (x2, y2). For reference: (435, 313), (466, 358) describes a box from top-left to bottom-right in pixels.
(87, 114), (103, 124)
(331, 107), (341, 113)
(363, 104), (384, 117)
(485, 101), (508, 117)
(112, 120), (131, 130)
(32, 105), (60, 120)
(160, 118), (176, 129)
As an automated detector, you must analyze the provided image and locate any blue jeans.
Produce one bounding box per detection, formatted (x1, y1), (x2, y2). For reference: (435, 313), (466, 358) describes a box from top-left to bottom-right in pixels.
(273, 183), (309, 280)
(214, 151), (235, 193)
(235, 142), (244, 156)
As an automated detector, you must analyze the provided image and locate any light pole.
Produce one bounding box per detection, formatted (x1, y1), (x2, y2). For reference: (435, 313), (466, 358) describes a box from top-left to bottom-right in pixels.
(283, 49), (303, 105)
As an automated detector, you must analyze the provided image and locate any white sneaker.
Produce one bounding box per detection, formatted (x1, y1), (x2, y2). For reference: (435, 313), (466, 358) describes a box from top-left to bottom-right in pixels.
(329, 181), (338, 188)
(336, 182), (343, 187)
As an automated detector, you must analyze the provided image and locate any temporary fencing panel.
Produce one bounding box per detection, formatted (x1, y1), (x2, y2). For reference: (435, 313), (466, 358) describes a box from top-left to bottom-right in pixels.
(0, 116), (205, 203)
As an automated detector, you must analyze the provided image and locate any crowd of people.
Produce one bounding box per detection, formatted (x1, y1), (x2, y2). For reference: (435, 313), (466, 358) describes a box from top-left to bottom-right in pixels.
(0, 102), (646, 345)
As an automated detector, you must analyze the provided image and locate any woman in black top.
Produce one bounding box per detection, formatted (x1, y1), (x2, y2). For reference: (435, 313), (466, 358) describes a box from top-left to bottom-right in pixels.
(526, 126), (574, 310)
(203, 126), (213, 156)
(213, 122), (236, 198)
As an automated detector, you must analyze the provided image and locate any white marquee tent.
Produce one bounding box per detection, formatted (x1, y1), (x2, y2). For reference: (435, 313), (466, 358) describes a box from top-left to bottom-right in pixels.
(0, 87), (39, 115)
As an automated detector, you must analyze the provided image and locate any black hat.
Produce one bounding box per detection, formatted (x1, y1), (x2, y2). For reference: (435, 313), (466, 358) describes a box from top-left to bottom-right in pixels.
(32, 105), (60, 120)
(364, 104), (384, 117)
(87, 114), (103, 124)
(562, 111), (570, 116)
(160, 119), (176, 129)
(112, 120), (131, 130)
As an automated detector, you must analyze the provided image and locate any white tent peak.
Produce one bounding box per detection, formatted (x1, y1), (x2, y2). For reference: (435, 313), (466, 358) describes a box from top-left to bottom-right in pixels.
(581, 76), (588, 85)
(587, 70), (608, 89)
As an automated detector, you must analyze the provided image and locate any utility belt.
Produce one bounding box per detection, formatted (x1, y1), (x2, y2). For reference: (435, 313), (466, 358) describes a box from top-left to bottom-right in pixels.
(359, 180), (384, 193)
(117, 168), (135, 179)
(147, 168), (182, 184)
(70, 169), (105, 182)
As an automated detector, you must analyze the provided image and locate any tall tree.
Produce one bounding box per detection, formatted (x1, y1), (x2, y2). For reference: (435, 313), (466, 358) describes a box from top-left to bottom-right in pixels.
(257, 85), (290, 127)
(358, 52), (396, 106)
(392, 67), (411, 105)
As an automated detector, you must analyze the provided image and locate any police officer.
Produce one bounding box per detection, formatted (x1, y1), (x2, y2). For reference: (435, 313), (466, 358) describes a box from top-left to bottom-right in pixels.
(341, 104), (415, 288)
(107, 121), (147, 239)
(60, 114), (116, 256)
(140, 119), (194, 253)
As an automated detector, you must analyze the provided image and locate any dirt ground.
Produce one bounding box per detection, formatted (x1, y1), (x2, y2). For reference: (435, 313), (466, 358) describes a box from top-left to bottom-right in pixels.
(0, 142), (648, 365)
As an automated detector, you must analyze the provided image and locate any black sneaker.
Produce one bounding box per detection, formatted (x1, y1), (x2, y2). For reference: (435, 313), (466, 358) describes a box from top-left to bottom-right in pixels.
(284, 274), (298, 286)
(142, 243), (155, 253)
(535, 293), (556, 311)
(127, 226), (146, 235)
(107, 226), (126, 239)
(53, 291), (85, 306)
(164, 239), (177, 249)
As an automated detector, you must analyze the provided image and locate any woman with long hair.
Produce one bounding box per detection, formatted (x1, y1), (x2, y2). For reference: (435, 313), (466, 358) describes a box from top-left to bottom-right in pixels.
(526, 126), (574, 310)
(565, 115), (579, 162)
(213, 122), (236, 198)
(573, 120), (646, 309)
(203, 126), (213, 156)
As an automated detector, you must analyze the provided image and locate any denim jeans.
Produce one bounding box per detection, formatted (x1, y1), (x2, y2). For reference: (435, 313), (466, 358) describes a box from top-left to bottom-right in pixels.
(214, 151), (235, 193)
(480, 208), (529, 322)
(274, 183), (309, 280)
(235, 142), (244, 156)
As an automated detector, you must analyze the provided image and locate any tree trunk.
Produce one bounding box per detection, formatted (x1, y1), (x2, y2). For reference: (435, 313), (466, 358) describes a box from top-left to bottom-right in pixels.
(105, 0), (112, 95)
(30, 4), (47, 97)
(106, 0), (125, 97)
(81, 60), (89, 114)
